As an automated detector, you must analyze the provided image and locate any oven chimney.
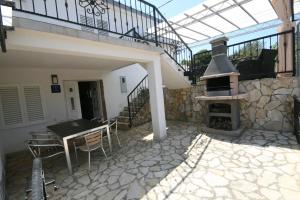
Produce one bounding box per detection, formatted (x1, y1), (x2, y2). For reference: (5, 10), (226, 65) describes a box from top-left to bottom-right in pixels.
(202, 37), (238, 78)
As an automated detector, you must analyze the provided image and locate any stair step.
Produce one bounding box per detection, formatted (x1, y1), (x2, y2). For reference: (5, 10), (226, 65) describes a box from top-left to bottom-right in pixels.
(117, 122), (131, 130)
(118, 116), (130, 123)
(124, 106), (142, 111)
(118, 121), (129, 125)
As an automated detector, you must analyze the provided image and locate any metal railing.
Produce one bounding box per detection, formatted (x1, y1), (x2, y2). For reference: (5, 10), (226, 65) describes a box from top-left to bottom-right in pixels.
(12, 0), (192, 72)
(127, 74), (148, 127)
(293, 96), (300, 144)
(193, 29), (296, 80)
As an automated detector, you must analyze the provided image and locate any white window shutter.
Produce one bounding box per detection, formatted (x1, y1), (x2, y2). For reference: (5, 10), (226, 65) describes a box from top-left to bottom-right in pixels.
(23, 86), (44, 122)
(0, 86), (23, 126)
(80, 15), (95, 32)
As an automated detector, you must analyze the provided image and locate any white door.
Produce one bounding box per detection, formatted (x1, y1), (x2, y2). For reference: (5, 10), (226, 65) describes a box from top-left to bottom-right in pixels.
(64, 81), (82, 120)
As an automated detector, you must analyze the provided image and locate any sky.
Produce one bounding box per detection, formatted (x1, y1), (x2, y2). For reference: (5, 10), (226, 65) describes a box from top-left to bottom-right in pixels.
(146, 0), (203, 18)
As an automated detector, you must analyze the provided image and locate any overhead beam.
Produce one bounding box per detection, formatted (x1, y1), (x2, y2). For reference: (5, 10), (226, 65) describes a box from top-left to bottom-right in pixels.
(177, 34), (199, 42)
(169, 0), (252, 34)
(184, 13), (225, 34)
(202, 4), (240, 29)
(172, 0), (252, 28)
(169, 21), (210, 38)
(232, 0), (259, 24)
(189, 20), (282, 49)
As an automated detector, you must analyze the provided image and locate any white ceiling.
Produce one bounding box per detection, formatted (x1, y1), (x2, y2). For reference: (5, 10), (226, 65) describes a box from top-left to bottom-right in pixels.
(0, 49), (136, 71)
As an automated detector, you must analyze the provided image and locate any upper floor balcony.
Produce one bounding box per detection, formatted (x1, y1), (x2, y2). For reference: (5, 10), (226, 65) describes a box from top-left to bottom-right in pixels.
(4, 0), (193, 73)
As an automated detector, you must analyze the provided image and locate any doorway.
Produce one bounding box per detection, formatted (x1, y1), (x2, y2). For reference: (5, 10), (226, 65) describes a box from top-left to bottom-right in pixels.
(78, 81), (106, 120)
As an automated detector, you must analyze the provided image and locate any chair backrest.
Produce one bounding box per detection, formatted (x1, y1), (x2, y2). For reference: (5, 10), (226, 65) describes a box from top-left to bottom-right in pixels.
(26, 140), (39, 158)
(108, 118), (117, 128)
(84, 131), (103, 150)
(25, 139), (64, 159)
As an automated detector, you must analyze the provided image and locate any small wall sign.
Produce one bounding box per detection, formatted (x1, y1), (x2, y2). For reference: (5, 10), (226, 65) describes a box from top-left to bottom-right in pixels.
(51, 85), (61, 93)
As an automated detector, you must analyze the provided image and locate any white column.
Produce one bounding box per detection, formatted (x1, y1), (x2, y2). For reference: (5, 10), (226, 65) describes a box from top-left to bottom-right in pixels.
(147, 57), (167, 140)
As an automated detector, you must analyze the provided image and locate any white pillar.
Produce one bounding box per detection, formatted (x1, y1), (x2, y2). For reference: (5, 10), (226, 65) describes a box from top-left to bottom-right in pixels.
(147, 58), (167, 140)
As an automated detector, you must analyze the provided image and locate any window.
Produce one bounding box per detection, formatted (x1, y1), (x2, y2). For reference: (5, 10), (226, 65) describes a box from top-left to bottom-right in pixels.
(0, 86), (23, 126)
(0, 85), (45, 128)
(80, 15), (108, 36)
(23, 86), (44, 122)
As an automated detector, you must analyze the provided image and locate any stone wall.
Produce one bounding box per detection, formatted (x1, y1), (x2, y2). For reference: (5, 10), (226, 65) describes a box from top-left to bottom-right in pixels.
(164, 77), (300, 132)
(132, 101), (152, 127)
(239, 77), (299, 131)
(164, 84), (206, 123)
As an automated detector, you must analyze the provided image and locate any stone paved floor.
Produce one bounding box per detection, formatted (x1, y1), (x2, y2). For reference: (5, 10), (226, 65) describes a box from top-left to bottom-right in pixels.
(6, 121), (300, 200)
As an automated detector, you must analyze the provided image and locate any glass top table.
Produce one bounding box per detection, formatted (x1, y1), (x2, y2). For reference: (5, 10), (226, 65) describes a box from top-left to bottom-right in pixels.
(47, 119), (112, 174)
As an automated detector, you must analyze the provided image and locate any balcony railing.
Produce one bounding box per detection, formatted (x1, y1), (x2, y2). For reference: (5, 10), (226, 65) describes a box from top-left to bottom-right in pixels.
(127, 74), (148, 127)
(193, 29), (296, 81)
(13, 0), (192, 72)
(294, 96), (300, 144)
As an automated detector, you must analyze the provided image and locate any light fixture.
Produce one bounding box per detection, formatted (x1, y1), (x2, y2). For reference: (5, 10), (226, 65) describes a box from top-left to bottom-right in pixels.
(51, 74), (59, 84)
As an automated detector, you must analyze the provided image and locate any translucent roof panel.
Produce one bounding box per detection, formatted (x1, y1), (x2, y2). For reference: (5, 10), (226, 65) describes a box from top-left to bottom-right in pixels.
(185, 23), (220, 38)
(167, 0), (299, 45)
(220, 6), (257, 28)
(242, 0), (277, 23)
(202, 15), (237, 33)
(176, 29), (208, 41)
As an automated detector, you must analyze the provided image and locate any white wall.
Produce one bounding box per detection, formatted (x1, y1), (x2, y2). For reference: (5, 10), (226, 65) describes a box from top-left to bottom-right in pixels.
(0, 138), (5, 200)
(103, 63), (147, 118)
(0, 64), (146, 153)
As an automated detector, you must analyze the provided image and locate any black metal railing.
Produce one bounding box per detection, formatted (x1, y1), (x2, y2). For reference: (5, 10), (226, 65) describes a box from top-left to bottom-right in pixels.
(193, 30), (296, 81)
(0, 0), (15, 52)
(12, 0), (192, 72)
(293, 96), (300, 144)
(127, 74), (149, 127)
(0, 0), (5, 52)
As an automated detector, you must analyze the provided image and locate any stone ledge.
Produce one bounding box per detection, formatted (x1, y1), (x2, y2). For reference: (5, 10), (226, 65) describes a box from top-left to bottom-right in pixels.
(201, 126), (245, 137)
(195, 93), (248, 100)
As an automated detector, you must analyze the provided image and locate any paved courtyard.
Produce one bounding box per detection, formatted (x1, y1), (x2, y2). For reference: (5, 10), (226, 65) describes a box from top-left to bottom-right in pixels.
(6, 121), (300, 200)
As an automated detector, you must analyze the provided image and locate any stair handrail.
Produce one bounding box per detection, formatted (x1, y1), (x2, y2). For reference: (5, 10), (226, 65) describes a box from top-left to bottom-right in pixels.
(148, 1), (193, 72)
(127, 74), (149, 127)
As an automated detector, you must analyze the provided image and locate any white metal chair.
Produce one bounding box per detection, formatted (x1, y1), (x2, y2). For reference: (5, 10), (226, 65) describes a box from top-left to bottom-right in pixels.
(104, 118), (121, 147)
(90, 118), (121, 147)
(74, 130), (107, 171)
(25, 138), (64, 198)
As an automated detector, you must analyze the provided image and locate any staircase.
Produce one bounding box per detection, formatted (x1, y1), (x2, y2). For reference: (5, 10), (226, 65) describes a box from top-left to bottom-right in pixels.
(118, 75), (151, 129)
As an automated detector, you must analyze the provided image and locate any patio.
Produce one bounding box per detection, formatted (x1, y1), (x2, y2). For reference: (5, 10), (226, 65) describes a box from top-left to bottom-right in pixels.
(6, 121), (300, 200)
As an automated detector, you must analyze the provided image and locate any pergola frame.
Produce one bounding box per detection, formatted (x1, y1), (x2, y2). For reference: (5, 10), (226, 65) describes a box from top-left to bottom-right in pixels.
(161, 0), (294, 46)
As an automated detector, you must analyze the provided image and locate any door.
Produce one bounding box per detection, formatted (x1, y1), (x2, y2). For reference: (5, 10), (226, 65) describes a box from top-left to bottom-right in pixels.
(64, 81), (82, 120)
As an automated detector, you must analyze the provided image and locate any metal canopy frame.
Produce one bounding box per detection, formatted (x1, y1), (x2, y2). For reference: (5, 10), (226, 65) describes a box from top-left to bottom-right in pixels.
(163, 0), (298, 46)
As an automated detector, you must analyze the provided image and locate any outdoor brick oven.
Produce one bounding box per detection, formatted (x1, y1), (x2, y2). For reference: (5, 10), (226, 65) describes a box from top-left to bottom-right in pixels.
(195, 37), (248, 136)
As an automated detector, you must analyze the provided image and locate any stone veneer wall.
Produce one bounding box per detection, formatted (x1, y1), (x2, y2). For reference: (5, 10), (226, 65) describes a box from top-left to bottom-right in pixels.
(132, 101), (152, 127)
(164, 77), (300, 132)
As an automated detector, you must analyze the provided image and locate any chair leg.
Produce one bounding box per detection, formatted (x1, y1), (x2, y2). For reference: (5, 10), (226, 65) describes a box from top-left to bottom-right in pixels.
(101, 147), (108, 159)
(115, 133), (121, 147)
(88, 152), (91, 171)
(73, 142), (79, 165)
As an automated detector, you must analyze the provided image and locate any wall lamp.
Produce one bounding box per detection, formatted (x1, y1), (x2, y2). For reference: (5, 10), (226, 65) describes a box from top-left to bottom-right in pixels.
(51, 74), (59, 84)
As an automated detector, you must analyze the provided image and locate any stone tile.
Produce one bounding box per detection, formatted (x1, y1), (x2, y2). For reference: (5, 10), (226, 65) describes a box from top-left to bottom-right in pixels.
(6, 121), (300, 200)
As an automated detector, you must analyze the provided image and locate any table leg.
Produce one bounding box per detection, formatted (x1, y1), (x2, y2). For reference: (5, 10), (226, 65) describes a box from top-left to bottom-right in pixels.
(63, 138), (72, 174)
(107, 126), (112, 153)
